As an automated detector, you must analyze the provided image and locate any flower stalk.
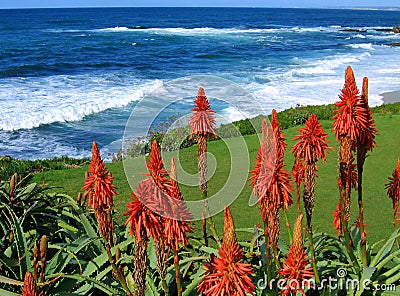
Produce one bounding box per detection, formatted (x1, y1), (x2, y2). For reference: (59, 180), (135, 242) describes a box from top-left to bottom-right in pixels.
(249, 112), (292, 277)
(83, 142), (131, 295)
(189, 87), (219, 246)
(332, 66), (376, 272)
(356, 77), (377, 265)
(291, 113), (331, 284)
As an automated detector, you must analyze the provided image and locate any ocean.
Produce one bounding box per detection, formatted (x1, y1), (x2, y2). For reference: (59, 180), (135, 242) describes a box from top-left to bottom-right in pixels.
(0, 7), (399, 160)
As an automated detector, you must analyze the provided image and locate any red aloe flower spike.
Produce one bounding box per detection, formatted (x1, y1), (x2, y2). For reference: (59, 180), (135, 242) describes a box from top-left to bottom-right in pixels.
(189, 87), (216, 137)
(249, 116), (292, 272)
(82, 142), (117, 209)
(146, 140), (174, 194)
(332, 66), (362, 142)
(189, 87), (216, 194)
(292, 114), (330, 163)
(22, 272), (45, 296)
(291, 114), (331, 221)
(386, 158), (400, 227)
(271, 111), (293, 210)
(355, 76), (377, 266)
(164, 157), (193, 250)
(272, 109), (287, 160)
(124, 178), (164, 296)
(357, 78), (377, 151)
(333, 200), (342, 236)
(249, 119), (275, 201)
(189, 87), (218, 246)
(332, 66), (364, 273)
(278, 214), (314, 296)
(124, 179), (163, 242)
(198, 206), (255, 296)
(164, 158), (193, 296)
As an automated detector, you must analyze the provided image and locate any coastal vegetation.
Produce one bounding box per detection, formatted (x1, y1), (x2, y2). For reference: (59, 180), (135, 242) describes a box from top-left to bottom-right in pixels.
(1, 67), (400, 295)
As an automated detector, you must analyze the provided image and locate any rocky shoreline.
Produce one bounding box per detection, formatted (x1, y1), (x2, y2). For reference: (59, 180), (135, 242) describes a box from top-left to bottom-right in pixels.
(393, 24), (400, 33)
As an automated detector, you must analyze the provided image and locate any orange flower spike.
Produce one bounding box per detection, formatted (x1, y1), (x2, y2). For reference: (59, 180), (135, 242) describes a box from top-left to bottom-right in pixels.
(332, 66), (361, 141)
(292, 114), (331, 163)
(278, 214), (314, 295)
(124, 179), (163, 242)
(189, 87), (216, 137)
(146, 140), (174, 195)
(272, 109), (286, 159)
(270, 111), (293, 209)
(163, 157), (193, 250)
(249, 119), (275, 200)
(198, 206), (255, 295)
(386, 158), (400, 226)
(357, 77), (377, 150)
(82, 142), (116, 209)
(22, 272), (45, 296)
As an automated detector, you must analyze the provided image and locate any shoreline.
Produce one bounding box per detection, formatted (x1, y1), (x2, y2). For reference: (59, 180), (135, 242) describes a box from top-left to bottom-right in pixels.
(381, 90), (400, 104)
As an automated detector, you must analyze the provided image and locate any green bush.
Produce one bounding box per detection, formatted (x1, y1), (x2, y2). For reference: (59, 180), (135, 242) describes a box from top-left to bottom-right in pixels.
(0, 156), (89, 180)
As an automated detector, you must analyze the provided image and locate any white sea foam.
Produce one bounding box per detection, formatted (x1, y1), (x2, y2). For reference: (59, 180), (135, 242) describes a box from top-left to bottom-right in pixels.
(98, 26), (130, 32)
(355, 34), (367, 39)
(47, 25), (355, 36)
(245, 47), (400, 114)
(347, 43), (375, 50)
(0, 75), (163, 131)
(273, 53), (371, 78)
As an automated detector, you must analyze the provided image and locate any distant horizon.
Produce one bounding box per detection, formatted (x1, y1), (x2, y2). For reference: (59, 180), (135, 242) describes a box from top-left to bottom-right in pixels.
(1, 5), (400, 9)
(1, 0), (399, 10)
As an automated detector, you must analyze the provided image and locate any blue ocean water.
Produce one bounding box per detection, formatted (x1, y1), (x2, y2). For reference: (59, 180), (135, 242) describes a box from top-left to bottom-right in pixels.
(0, 7), (399, 159)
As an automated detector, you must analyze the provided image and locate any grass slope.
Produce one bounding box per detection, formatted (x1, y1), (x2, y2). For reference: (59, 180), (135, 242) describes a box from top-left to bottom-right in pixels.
(32, 113), (400, 244)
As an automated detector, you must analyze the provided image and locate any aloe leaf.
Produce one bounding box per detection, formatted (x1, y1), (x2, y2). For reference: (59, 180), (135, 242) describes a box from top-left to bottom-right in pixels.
(375, 249), (400, 271)
(0, 275), (23, 286)
(385, 267), (400, 285)
(371, 229), (400, 267)
(126, 271), (135, 293)
(355, 266), (376, 296)
(3, 204), (29, 279)
(166, 256), (208, 273)
(73, 264), (114, 295)
(46, 244), (83, 275)
(82, 235), (134, 277)
(62, 274), (123, 295)
(146, 273), (160, 296)
(63, 195), (103, 253)
(199, 246), (218, 255)
(0, 287), (20, 296)
(378, 263), (400, 282)
(182, 264), (205, 296)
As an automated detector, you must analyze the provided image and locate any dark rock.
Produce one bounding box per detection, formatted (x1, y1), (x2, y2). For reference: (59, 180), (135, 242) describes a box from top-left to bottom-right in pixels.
(386, 42), (400, 47)
(340, 28), (367, 33)
(393, 25), (400, 33)
(375, 28), (393, 32)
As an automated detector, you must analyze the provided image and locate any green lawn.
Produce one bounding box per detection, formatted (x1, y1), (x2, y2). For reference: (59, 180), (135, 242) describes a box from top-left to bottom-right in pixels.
(32, 113), (400, 244)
